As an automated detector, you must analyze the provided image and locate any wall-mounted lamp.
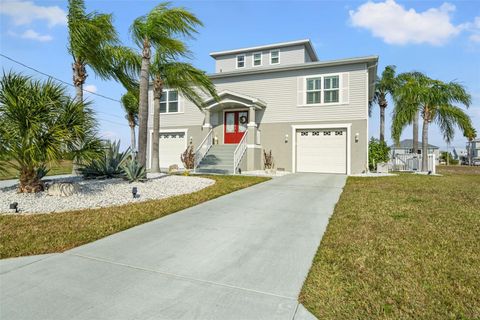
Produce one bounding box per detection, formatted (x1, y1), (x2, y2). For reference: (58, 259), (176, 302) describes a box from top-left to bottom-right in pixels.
(214, 136), (219, 144)
(355, 133), (359, 143)
(189, 136), (193, 144)
(284, 134), (289, 143)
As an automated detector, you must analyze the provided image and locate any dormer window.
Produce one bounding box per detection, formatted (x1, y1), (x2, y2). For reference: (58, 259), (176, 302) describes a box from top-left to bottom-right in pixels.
(236, 54), (245, 68)
(270, 50), (280, 64)
(253, 52), (262, 66)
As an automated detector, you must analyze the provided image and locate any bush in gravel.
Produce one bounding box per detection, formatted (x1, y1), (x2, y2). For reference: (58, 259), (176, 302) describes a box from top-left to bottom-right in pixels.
(123, 159), (147, 182)
(79, 140), (130, 179)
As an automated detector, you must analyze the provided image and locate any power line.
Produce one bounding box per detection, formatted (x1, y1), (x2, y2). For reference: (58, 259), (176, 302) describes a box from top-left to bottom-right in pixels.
(0, 53), (123, 103)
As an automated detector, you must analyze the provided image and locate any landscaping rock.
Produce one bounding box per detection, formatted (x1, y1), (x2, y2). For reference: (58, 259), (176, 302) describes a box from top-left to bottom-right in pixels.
(168, 164), (179, 173)
(47, 182), (80, 197)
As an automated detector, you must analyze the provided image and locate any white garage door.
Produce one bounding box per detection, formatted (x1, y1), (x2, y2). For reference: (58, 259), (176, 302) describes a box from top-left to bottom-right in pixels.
(296, 128), (347, 174)
(158, 131), (186, 169)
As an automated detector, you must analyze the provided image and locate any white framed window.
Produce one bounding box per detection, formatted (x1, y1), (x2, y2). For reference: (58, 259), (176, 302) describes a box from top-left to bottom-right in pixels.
(160, 90), (179, 113)
(324, 76), (339, 103)
(306, 77), (321, 104)
(236, 54), (245, 68)
(270, 50), (280, 64)
(253, 52), (262, 67)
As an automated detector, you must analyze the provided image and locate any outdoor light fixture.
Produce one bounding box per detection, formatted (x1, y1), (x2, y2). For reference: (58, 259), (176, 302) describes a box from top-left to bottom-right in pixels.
(9, 202), (18, 213)
(285, 134), (289, 143)
(132, 187), (138, 199)
(355, 133), (359, 143)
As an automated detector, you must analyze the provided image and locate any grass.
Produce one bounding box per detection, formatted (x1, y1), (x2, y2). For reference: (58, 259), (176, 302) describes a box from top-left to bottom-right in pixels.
(300, 166), (480, 319)
(0, 175), (269, 259)
(0, 160), (73, 180)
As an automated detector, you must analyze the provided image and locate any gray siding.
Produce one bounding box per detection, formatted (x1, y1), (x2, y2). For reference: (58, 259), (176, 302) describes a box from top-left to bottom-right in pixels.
(214, 45), (308, 73)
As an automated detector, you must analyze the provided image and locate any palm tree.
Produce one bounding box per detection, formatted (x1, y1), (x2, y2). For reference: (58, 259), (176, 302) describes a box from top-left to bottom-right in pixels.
(464, 127), (477, 165)
(0, 72), (101, 192)
(68, 0), (138, 102)
(121, 91), (139, 152)
(149, 50), (218, 172)
(130, 2), (202, 167)
(392, 72), (472, 171)
(370, 65), (397, 143)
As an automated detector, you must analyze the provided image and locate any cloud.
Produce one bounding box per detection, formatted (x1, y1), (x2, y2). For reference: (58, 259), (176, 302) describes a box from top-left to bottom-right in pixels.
(349, 0), (462, 45)
(463, 16), (480, 43)
(20, 29), (52, 42)
(0, 0), (66, 27)
(84, 84), (98, 94)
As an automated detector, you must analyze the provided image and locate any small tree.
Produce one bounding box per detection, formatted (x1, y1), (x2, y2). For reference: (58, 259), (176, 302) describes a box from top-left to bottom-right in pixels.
(263, 149), (275, 170)
(181, 144), (195, 170)
(0, 72), (101, 192)
(368, 137), (390, 171)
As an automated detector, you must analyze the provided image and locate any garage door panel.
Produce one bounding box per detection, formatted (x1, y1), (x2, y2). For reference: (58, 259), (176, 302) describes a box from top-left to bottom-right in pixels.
(158, 132), (186, 169)
(296, 129), (347, 174)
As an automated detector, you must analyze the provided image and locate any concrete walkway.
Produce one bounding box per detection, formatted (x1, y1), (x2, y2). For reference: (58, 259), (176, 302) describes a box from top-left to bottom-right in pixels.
(0, 173), (346, 320)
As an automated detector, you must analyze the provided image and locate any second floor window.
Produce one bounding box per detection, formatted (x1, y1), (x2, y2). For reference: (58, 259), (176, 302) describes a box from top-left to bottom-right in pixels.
(306, 77), (321, 104)
(237, 55), (245, 68)
(324, 76), (339, 103)
(160, 90), (179, 113)
(270, 50), (280, 64)
(253, 52), (262, 66)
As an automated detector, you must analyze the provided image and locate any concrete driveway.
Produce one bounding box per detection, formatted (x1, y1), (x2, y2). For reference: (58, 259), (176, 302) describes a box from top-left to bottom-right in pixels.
(0, 173), (346, 320)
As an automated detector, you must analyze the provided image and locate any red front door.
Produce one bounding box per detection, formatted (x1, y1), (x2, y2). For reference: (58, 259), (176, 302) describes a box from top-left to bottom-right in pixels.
(224, 111), (248, 144)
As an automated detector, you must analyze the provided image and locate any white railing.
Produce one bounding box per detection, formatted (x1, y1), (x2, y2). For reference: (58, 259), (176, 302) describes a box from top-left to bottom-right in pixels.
(194, 129), (213, 172)
(391, 153), (436, 174)
(233, 130), (248, 174)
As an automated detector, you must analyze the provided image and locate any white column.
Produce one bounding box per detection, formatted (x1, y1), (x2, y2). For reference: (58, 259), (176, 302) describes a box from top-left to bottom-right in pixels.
(203, 108), (212, 128)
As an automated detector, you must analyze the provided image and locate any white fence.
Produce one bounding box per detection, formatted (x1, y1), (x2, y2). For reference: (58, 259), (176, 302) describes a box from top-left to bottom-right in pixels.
(233, 130), (248, 174)
(390, 153), (436, 174)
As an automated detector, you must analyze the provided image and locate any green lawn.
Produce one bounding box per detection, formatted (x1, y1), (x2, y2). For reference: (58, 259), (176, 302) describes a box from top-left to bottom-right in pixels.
(0, 160), (73, 180)
(0, 175), (269, 259)
(300, 166), (480, 319)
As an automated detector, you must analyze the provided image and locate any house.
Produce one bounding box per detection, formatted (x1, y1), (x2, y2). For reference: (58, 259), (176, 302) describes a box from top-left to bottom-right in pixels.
(146, 39), (378, 174)
(466, 139), (480, 163)
(389, 139), (440, 164)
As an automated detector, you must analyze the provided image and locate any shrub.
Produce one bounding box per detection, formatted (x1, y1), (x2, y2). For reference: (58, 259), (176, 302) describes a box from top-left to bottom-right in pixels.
(79, 140), (130, 179)
(181, 144), (195, 170)
(263, 149), (275, 169)
(369, 137), (390, 170)
(440, 151), (459, 165)
(123, 159), (147, 182)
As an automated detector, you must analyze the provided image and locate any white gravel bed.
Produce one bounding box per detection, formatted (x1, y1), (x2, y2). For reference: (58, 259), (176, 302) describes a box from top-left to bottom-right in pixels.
(0, 175), (214, 215)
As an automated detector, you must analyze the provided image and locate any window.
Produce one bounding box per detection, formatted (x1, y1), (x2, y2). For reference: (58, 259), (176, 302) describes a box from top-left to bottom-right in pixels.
(324, 76), (339, 103)
(160, 90), (179, 113)
(270, 50), (280, 64)
(304, 75), (341, 105)
(236, 55), (245, 68)
(253, 52), (262, 66)
(306, 77), (321, 104)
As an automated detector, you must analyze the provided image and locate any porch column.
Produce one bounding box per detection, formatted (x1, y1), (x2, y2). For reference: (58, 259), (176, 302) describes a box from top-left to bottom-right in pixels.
(203, 108), (212, 129)
(246, 106), (257, 171)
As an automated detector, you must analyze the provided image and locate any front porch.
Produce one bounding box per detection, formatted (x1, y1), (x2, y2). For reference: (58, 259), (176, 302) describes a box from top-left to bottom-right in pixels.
(195, 90), (267, 174)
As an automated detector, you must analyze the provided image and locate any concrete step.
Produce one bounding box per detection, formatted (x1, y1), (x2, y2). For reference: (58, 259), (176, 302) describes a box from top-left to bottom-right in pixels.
(195, 168), (234, 175)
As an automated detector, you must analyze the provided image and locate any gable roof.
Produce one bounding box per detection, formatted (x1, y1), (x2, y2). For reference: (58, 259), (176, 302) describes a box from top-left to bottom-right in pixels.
(390, 139), (439, 149)
(209, 39), (319, 62)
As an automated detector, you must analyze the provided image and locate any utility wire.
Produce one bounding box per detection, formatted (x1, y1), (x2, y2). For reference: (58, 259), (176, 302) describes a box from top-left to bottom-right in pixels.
(0, 53), (130, 125)
(0, 53), (122, 103)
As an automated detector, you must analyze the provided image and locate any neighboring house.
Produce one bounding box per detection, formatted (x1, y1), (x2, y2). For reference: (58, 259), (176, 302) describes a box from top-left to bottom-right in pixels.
(469, 139), (480, 159)
(147, 39), (378, 174)
(389, 139), (440, 164)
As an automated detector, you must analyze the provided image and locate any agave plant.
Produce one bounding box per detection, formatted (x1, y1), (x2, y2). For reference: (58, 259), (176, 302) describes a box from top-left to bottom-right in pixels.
(123, 159), (147, 182)
(79, 140), (130, 179)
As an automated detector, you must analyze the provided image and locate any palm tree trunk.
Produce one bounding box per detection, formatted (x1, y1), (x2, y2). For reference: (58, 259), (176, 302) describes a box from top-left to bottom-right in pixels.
(130, 124), (136, 153)
(151, 76), (163, 173)
(379, 105), (386, 142)
(137, 38), (151, 168)
(421, 117), (429, 172)
(19, 167), (43, 193)
(72, 59), (87, 174)
(413, 111), (419, 154)
(72, 60), (87, 103)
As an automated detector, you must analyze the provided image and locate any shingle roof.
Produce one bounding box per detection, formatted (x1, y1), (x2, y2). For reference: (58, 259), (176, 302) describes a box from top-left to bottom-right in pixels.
(390, 139), (439, 149)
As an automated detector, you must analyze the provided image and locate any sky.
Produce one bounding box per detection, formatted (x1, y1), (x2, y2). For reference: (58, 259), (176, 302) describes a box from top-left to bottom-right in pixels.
(1, 0), (479, 152)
